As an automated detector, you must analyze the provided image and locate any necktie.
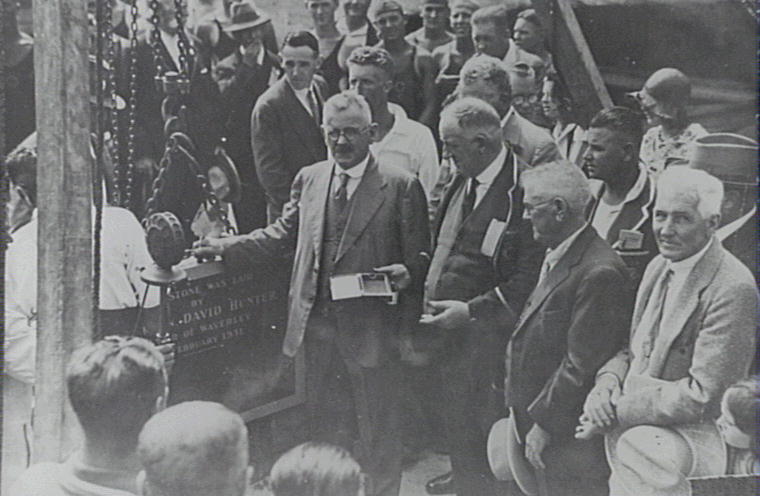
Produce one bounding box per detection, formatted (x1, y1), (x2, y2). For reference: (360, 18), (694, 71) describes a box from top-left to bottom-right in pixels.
(462, 178), (479, 218)
(308, 89), (321, 127)
(639, 268), (674, 360)
(335, 172), (349, 210)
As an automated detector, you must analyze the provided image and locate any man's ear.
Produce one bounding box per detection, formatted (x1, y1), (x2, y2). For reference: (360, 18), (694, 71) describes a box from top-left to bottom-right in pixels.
(706, 213), (722, 232)
(154, 386), (168, 415)
(553, 197), (568, 220)
(621, 142), (636, 164)
(137, 470), (149, 496)
(367, 122), (380, 143)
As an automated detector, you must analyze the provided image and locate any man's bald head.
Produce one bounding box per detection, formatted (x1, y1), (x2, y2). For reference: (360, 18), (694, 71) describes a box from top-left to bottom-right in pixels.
(138, 401), (250, 496)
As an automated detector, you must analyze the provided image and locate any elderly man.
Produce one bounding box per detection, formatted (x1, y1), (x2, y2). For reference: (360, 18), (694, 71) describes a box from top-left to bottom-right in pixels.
(502, 161), (634, 496)
(137, 402), (251, 496)
(579, 168), (758, 496)
(10, 337), (169, 496)
(420, 97), (543, 496)
(584, 107), (658, 283)
(194, 91), (430, 496)
(347, 46), (439, 197)
(371, 0), (438, 128)
(458, 54), (560, 168)
(251, 31), (328, 222)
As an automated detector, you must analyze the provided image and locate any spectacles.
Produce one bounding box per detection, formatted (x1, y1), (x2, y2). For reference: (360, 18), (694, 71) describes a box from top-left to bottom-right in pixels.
(523, 199), (554, 216)
(324, 126), (370, 142)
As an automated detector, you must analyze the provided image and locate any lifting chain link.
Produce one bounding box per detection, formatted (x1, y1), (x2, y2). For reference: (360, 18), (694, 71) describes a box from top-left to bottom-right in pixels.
(104, 0), (122, 207)
(148, 0), (165, 79)
(123, 0), (139, 210)
(172, 0), (193, 77)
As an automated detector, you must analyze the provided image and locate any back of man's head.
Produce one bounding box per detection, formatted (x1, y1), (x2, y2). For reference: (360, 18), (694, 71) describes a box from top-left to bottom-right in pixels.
(347, 45), (395, 79)
(589, 106), (645, 153)
(458, 54), (512, 116)
(269, 442), (364, 496)
(138, 401), (250, 496)
(67, 336), (167, 455)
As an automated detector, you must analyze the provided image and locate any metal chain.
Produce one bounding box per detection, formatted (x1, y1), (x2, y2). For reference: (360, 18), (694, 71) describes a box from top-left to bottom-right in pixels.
(142, 144), (173, 223)
(123, 0), (139, 210)
(148, 0), (165, 78)
(172, 0), (193, 77)
(104, 0), (122, 207)
(93, 0), (107, 337)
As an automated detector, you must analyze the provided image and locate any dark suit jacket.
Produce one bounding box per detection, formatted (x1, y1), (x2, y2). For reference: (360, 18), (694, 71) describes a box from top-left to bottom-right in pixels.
(224, 155), (431, 368)
(432, 154), (544, 335)
(586, 171), (658, 283)
(505, 225), (634, 440)
(251, 77), (328, 220)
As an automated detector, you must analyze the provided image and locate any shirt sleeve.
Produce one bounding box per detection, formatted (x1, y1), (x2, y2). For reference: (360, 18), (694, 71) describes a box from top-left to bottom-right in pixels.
(5, 242), (38, 384)
(122, 210), (160, 308)
(415, 127), (440, 200)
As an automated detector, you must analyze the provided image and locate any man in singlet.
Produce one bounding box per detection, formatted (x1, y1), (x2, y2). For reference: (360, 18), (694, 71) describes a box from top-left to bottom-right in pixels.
(371, 0), (437, 129)
(405, 0), (454, 52)
(432, 0), (477, 107)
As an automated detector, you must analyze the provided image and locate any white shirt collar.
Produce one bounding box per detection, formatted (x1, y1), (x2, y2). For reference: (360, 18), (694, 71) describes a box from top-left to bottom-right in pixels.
(500, 107), (515, 128)
(475, 145), (507, 186)
(544, 223), (586, 268)
(334, 153), (370, 179)
(666, 236), (714, 274)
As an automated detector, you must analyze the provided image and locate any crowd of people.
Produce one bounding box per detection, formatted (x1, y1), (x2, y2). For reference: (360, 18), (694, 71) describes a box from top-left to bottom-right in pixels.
(3, 0), (758, 496)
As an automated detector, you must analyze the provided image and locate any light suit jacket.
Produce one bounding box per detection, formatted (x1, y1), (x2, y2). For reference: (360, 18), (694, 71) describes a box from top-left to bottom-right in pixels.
(502, 109), (562, 168)
(224, 155), (431, 368)
(598, 238), (758, 427)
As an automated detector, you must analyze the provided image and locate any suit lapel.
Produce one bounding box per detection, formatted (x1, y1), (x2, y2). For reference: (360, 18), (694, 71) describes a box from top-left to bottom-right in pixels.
(281, 81), (323, 161)
(433, 174), (465, 242)
(334, 156), (386, 264)
(309, 164), (333, 263)
(647, 239), (724, 374)
(512, 226), (595, 337)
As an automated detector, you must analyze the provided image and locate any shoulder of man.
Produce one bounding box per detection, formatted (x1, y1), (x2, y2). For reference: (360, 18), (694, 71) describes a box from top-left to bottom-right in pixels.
(9, 463), (69, 496)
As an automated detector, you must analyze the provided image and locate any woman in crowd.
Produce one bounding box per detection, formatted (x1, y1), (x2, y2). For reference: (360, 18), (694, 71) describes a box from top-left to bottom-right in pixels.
(541, 71), (587, 166)
(633, 67), (707, 177)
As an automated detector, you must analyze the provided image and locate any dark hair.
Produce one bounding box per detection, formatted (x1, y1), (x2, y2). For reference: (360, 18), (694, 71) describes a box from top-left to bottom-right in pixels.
(543, 72), (578, 125)
(347, 46), (395, 78)
(515, 8), (544, 31)
(723, 377), (760, 445)
(67, 336), (166, 454)
(589, 106), (645, 150)
(269, 442), (364, 496)
(282, 30), (319, 56)
(5, 139), (38, 206)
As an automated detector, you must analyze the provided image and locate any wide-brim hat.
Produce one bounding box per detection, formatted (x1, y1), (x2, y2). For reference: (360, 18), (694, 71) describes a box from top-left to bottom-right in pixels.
(486, 417), (538, 496)
(689, 132), (758, 183)
(222, 1), (271, 33)
(627, 68), (691, 121)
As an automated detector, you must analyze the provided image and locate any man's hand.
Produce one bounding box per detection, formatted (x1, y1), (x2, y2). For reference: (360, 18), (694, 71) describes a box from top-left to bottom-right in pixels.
(373, 264), (411, 291)
(574, 414), (605, 440)
(583, 374), (621, 429)
(525, 423), (551, 470)
(156, 342), (176, 376)
(419, 300), (470, 330)
(191, 236), (234, 260)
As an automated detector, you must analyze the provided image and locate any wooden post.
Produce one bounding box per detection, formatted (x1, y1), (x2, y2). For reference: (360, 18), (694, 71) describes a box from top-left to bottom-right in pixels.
(533, 0), (613, 126)
(32, 0), (93, 462)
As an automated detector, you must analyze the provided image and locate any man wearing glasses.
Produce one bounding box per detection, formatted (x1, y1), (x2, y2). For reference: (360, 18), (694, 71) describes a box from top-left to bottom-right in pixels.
(194, 91), (431, 496)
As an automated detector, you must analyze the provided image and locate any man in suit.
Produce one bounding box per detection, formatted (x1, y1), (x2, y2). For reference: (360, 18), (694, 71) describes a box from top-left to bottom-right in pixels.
(194, 91), (431, 496)
(457, 55), (560, 168)
(251, 31), (329, 222)
(579, 168), (758, 496)
(214, 1), (281, 233)
(122, 0), (225, 227)
(420, 97), (544, 496)
(584, 107), (658, 284)
(502, 161), (634, 496)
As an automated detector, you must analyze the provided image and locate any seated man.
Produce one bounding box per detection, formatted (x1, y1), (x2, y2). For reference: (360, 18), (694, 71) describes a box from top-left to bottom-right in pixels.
(10, 337), (169, 496)
(502, 161), (634, 496)
(579, 168), (758, 496)
(137, 401), (252, 496)
(584, 107), (658, 283)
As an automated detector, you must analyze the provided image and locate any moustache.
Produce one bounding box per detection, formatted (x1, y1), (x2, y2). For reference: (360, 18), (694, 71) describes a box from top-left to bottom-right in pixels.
(333, 145), (354, 154)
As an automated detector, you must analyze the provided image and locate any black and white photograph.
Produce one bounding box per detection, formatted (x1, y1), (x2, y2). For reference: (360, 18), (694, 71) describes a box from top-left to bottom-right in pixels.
(1, 0), (757, 495)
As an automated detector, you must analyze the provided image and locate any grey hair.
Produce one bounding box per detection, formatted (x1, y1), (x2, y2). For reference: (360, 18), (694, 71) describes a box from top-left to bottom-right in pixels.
(459, 54), (511, 99)
(520, 160), (591, 214)
(656, 167), (724, 218)
(322, 90), (373, 125)
(440, 96), (502, 132)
